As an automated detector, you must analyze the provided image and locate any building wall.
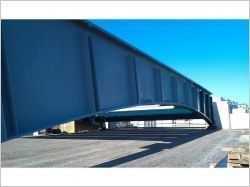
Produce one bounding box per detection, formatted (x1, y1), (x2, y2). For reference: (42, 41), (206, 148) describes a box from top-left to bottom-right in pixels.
(108, 119), (207, 129)
(75, 120), (98, 132)
(212, 101), (231, 129)
(59, 120), (98, 133)
(59, 121), (75, 133)
(230, 110), (249, 129)
(212, 96), (249, 130)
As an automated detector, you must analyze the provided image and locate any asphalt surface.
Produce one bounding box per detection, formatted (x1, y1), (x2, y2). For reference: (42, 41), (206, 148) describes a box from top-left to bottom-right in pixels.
(1, 128), (247, 168)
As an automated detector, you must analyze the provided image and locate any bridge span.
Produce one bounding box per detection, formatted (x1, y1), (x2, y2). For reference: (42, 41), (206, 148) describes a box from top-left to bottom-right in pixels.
(1, 20), (215, 142)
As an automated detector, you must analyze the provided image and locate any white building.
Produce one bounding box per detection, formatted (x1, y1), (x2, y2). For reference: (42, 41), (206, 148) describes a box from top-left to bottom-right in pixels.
(212, 96), (249, 129)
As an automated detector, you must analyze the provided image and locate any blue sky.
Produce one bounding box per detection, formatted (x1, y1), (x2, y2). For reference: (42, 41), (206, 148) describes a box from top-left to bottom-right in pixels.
(91, 20), (249, 104)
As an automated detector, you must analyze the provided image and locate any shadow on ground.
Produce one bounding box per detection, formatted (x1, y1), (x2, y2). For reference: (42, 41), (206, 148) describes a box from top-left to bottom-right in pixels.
(24, 127), (218, 167)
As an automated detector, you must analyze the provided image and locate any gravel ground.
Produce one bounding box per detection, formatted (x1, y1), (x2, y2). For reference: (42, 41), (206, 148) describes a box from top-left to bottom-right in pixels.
(1, 128), (247, 168)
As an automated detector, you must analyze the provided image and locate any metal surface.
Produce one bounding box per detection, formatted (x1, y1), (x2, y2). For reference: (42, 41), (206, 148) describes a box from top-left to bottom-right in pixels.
(1, 20), (214, 142)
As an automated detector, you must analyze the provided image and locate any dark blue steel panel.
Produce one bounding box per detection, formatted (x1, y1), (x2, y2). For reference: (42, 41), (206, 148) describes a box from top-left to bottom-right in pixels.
(199, 90), (205, 113)
(2, 21), (95, 135)
(136, 56), (160, 104)
(204, 93), (210, 118)
(153, 68), (163, 102)
(90, 34), (141, 110)
(176, 78), (185, 105)
(171, 76), (178, 103)
(209, 96), (214, 122)
(126, 55), (139, 104)
(160, 71), (173, 103)
(184, 81), (189, 106)
(188, 84), (193, 107)
(1, 103), (8, 141)
(192, 86), (198, 109)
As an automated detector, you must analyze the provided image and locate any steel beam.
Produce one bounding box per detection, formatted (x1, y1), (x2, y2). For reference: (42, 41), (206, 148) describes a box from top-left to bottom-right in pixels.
(1, 20), (214, 141)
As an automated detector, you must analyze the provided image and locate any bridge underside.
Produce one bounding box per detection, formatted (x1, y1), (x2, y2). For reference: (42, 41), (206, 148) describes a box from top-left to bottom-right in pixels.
(95, 105), (213, 126)
(2, 20), (215, 142)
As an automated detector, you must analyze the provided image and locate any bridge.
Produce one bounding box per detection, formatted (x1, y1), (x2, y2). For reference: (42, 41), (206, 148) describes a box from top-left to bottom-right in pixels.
(1, 20), (215, 142)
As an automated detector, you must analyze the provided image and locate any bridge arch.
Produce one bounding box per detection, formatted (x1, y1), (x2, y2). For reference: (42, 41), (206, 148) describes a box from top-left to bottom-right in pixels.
(92, 102), (214, 127)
